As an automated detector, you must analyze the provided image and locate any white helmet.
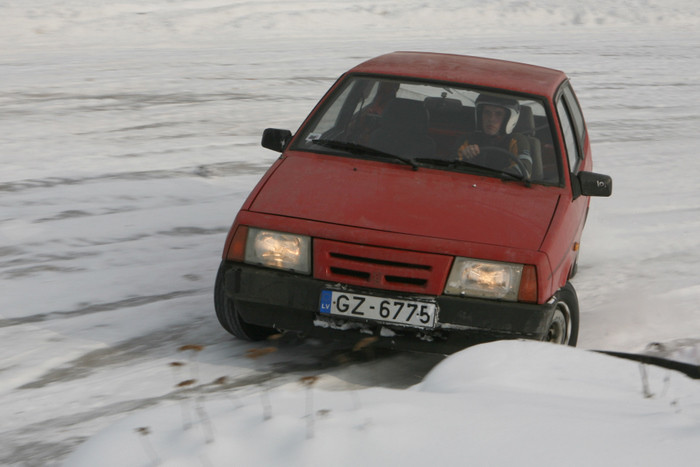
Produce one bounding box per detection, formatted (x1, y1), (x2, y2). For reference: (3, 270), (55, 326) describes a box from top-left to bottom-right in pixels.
(475, 94), (521, 135)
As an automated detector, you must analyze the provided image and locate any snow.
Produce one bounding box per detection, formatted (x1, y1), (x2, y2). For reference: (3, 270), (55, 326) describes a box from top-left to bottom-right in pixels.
(65, 341), (700, 467)
(1, 0), (699, 465)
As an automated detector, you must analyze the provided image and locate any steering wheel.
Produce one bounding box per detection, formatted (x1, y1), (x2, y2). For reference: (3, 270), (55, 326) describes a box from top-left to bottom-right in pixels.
(477, 146), (530, 178)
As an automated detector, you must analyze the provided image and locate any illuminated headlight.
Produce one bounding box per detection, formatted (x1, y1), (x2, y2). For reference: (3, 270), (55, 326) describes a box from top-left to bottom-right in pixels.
(244, 228), (311, 274)
(444, 258), (523, 301)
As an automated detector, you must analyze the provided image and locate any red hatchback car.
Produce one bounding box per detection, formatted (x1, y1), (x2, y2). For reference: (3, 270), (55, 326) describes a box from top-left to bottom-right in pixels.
(215, 52), (611, 353)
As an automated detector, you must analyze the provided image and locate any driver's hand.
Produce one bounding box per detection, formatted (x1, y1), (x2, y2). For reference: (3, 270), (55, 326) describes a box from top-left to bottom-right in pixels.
(458, 143), (480, 161)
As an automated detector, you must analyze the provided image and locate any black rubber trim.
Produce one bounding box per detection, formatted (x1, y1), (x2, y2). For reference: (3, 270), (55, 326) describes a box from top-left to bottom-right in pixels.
(595, 350), (700, 380)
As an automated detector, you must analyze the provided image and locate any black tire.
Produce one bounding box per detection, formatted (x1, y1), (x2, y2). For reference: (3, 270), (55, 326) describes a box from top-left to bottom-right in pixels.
(214, 263), (276, 341)
(569, 253), (579, 279)
(545, 281), (579, 346)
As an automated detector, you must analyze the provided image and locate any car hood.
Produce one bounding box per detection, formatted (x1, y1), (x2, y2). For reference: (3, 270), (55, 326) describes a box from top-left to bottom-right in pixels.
(249, 153), (559, 251)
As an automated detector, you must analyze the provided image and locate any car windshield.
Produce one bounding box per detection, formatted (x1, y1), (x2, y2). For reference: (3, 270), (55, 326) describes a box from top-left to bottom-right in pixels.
(295, 75), (561, 185)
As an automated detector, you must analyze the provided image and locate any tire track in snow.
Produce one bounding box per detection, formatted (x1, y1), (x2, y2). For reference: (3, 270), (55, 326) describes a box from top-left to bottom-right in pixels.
(0, 289), (204, 329)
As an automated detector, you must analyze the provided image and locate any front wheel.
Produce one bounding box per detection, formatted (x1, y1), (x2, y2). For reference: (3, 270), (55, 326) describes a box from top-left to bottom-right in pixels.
(214, 263), (276, 341)
(545, 282), (579, 346)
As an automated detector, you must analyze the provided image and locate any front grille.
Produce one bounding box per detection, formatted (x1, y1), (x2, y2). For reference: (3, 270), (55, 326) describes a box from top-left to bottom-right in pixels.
(314, 239), (452, 295)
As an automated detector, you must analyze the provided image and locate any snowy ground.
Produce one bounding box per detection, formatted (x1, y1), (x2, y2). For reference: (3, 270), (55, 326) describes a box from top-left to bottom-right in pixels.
(1, 1), (700, 465)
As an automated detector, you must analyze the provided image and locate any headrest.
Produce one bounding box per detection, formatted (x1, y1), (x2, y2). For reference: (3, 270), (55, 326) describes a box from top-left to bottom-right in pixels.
(514, 106), (535, 136)
(381, 98), (429, 131)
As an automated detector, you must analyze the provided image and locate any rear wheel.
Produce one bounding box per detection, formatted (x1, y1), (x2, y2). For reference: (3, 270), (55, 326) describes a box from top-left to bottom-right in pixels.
(545, 282), (579, 346)
(214, 263), (276, 341)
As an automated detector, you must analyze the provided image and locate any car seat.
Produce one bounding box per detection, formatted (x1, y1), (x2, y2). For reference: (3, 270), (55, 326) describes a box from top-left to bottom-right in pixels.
(368, 98), (436, 158)
(513, 106), (543, 180)
(424, 97), (473, 158)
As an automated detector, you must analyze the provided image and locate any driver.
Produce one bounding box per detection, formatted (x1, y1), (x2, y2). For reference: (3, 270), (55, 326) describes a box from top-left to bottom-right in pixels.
(457, 94), (532, 177)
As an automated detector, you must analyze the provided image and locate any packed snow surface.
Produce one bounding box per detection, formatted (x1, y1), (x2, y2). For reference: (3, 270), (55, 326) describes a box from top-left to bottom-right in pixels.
(1, 0), (699, 465)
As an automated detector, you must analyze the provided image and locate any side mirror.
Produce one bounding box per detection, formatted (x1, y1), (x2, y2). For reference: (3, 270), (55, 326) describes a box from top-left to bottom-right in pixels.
(575, 171), (613, 198)
(261, 128), (292, 153)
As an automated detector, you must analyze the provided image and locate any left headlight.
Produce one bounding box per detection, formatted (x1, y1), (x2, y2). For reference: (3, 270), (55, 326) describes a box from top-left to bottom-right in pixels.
(444, 258), (523, 301)
(244, 228), (311, 274)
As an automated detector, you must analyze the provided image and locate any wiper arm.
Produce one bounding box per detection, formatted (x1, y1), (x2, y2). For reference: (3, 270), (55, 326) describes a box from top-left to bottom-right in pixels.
(413, 157), (452, 167)
(493, 166), (530, 185)
(312, 139), (418, 170)
(414, 157), (531, 186)
(449, 158), (531, 186)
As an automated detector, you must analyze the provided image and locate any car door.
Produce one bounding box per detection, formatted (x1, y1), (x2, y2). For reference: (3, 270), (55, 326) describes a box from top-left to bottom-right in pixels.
(552, 82), (592, 284)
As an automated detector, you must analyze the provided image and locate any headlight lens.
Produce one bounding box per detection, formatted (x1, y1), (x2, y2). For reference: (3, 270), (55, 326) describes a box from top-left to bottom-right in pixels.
(444, 258), (523, 301)
(244, 228), (311, 274)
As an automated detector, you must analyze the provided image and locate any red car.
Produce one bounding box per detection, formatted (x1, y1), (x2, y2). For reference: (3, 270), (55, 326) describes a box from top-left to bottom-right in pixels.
(215, 52), (611, 353)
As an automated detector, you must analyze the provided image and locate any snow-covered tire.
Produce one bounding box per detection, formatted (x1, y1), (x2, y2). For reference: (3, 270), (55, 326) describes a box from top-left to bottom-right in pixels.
(214, 263), (276, 341)
(546, 281), (579, 346)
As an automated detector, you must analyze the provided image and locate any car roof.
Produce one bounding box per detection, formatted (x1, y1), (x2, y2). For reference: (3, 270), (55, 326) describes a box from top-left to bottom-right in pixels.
(348, 51), (568, 97)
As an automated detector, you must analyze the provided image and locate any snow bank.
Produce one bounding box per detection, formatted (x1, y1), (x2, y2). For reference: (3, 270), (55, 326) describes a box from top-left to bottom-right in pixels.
(64, 340), (700, 467)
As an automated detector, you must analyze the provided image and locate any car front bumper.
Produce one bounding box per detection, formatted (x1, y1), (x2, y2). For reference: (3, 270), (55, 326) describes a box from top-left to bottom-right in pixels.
(220, 262), (556, 354)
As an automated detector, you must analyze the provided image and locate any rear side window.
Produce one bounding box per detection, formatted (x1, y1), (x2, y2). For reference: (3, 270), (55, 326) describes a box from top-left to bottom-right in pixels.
(556, 83), (587, 174)
(562, 86), (586, 146)
(556, 98), (580, 172)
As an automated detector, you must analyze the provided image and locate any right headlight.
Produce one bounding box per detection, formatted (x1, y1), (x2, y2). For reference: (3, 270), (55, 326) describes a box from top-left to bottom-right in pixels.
(244, 227), (311, 274)
(444, 258), (523, 301)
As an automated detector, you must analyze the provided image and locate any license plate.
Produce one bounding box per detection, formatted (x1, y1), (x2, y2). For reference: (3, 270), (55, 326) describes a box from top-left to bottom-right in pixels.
(319, 290), (436, 328)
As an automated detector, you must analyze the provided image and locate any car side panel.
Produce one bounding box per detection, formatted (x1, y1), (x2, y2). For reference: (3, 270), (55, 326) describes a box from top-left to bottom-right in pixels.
(540, 89), (594, 294)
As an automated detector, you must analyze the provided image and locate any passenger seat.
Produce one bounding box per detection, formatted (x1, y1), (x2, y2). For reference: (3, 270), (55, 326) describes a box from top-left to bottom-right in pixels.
(368, 98), (436, 158)
(514, 106), (543, 180)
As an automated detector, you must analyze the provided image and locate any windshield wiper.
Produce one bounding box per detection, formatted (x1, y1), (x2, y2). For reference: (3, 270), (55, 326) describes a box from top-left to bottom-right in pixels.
(312, 139), (418, 170)
(413, 157), (452, 168)
(414, 157), (531, 186)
